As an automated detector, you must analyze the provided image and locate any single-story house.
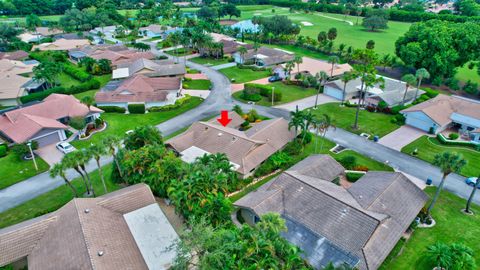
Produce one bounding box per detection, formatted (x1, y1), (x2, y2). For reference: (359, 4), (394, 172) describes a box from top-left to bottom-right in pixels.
(0, 94), (102, 146)
(95, 75), (182, 110)
(287, 57), (352, 78)
(0, 184), (179, 270)
(324, 75), (423, 107)
(89, 49), (156, 67)
(0, 59), (42, 106)
(220, 39), (253, 55)
(210, 32), (236, 43)
(0, 50), (29, 61)
(138, 24), (180, 39)
(401, 95), (480, 142)
(235, 155), (428, 270)
(18, 33), (42, 43)
(54, 32), (88, 40)
(68, 44), (128, 62)
(166, 111), (296, 178)
(89, 25), (118, 37)
(31, 38), (90, 51)
(112, 58), (185, 79)
(34, 27), (63, 37)
(233, 47), (295, 66)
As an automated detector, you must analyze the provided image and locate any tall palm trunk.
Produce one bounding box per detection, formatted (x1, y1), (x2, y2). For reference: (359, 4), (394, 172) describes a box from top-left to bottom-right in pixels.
(80, 165), (96, 197)
(353, 80), (365, 129)
(414, 78), (422, 102)
(62, 175), (78, 197)
(95, 158), (107, 193)
(73, 167), (91, 195)
(427, 173), (448, 217)
(401, 85), (409, 105)
(112, 151), (125, 182)
(465, 175), (480, 213)
(314, 84), (322, 109)
(341, 82), (347, 105)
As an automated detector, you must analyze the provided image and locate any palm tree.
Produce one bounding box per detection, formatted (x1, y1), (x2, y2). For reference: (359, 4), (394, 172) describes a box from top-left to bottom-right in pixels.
(427, 152), (467, 218)
(314, 71), (328, 109)
(288, 106), (305, 137)
(294, 55), (303, 75)
(340, 71), (356, 105)
(414, 68), (430, 102)
(102, 135), (124, 180)
(302, 110), (314, 144)
(285, 61), (295, 80)
(426, 242), (453, 270)
(238, 46), (247, 64)
(81, 96), (94, 109)
(401, 74), (417, 106)
(328, 55), (340, 77)
(74, 150), (96, 197)
(253, 42), (261, 66)
(316, 114), (335, 152)
(63, 153), (91, 195)
(88, 143), (108, 193)
(465, 173), (480, 214)
(50, 163), (78, 197)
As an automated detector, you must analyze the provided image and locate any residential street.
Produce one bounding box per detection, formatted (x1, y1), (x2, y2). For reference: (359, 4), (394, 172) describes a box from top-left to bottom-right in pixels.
(0, 44), (477, 213)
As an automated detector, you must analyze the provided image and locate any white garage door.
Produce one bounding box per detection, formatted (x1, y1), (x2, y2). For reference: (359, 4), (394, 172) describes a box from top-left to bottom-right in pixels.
(406, 116), (433, 132)
(35, 132), (61, 147)
(324, 87), (343, 100)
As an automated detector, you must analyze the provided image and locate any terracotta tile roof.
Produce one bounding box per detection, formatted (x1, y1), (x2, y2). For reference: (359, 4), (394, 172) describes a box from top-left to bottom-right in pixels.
(401, 94), (480, 126)
(0, 184), (159, 269)
(234, 156), (428, 270)
(288, 57), (352, 78)
(32, 39), (90, 51)
(34, 27), (63, 36)
(166, 112), (296, 175)
(95, 75), (181, 103)
(0, 94), (102, 143)
(114, 58), (185, 79)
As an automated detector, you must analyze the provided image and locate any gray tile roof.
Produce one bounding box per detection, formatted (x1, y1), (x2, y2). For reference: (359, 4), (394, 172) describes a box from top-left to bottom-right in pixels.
(0, 184), (161, 269)
(116, 58), (186, 77)
(288, 155), (344, 181)
(243, 47), (295, 66)
(234, 156), (428, 270)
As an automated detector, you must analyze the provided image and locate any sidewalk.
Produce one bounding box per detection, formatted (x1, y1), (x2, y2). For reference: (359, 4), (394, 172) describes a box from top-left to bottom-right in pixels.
(274, 94), (336, 111)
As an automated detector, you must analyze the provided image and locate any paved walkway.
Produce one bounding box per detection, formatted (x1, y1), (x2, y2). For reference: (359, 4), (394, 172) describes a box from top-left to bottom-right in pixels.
(274, 94), (337, 111)
(378, 126), (427, 151)
(324, 128), (479, 204)
(185, 73), (208, 80)
(212, 62), (236, 70)
(183, 90), (210, 99)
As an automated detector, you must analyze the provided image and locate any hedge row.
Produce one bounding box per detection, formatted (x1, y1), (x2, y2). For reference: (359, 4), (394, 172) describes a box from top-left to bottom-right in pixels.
(0, 145), (7, 158)
(148, 95), (192, 112)
(436, 133), (479, 149)
(19, 79), (101, 104)
(63, 64), (92, 82)
(97, 106), (126, 113)
(128, 104), (146, 114)
(346, 172), (365, 183)
(243, 83), (282, 102)
(266, 0), (480, 23)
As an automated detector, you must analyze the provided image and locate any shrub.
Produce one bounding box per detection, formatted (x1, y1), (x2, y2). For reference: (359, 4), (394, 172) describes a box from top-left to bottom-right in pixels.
(378, 100), (388, 110)
(298, 131), (312, 144)
(423, 87), (439, 98)
(340, 155), (357, 170)
(128, 103), (146, 114)
(463, 80), (479, 95)
(20, 86), (66, 103)
(233, 104), (243, 115)
(98, 106), (126, 113)
(283, 140), (303, 155)
(254, 160), (276, 177)
(148, 95), (193, 112)
(346, 172), (364, 182)
(0, 144), (7, 158)
(70, 116), (86, 130)
(65, 79), (100, 95)
(353, 165), (369, 171)
(391, 104), (408, 115)
(241, 91), (262, 102)
(63, 64), (92, 82)
(445, 78), (460, 90)
(437, 133), (478, 148)
(268, 91), (282, 102)
(94, 117), (104, 128)
(448, 133), (459, 140)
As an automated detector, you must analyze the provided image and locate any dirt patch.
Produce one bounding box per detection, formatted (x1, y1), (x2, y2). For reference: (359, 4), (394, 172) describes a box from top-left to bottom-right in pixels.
(219, 20), (238, 26)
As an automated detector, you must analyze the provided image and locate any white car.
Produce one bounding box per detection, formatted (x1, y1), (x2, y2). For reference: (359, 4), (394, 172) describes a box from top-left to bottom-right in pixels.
(56, 142), (76, 154)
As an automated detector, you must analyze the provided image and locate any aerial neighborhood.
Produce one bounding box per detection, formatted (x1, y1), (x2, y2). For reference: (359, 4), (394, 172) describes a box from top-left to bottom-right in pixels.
(0, 0), (479, 269)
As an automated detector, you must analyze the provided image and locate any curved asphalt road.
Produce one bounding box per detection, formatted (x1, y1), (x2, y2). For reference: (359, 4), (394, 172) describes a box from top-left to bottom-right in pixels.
(0, 44), (477, 213)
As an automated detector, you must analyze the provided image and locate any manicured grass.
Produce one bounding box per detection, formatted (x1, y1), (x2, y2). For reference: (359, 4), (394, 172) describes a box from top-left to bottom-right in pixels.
(57, 72), (81, 88)
(0, 164), (122, 229)
(219, 66), (271, 83)
(233, 81), (318, 106)
(401, 136), (480, 177)
(380, 187), (480, 270)
(164, 47), (194, 56)
(455, 64), (480, 84)
(73, 74), (111, 100)
(70, 96), (204, 149)
(0, 152), (50, 190)
(189, 56), (231, 66)
(309, 103), (400, 138)
(183, 79), (211, 90)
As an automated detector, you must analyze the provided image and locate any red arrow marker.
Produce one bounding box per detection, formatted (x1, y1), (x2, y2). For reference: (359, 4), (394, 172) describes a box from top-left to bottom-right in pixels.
(217, 110), (232, 127)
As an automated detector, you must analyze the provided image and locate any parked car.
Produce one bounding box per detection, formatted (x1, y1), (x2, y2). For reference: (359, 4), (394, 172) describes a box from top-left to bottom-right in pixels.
(56, 142), (76, 154)
(465, 177), (480, 188)
(268, 75), (282, 82)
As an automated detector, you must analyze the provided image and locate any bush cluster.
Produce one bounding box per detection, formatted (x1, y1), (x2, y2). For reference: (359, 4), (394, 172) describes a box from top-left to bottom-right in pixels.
(448, 133), (459, 140)
(63, 64), (92, 82)
(148, 95), (193, 112)
(20, 86), (66, 104)
(242, 83), (283, 102)
(339, 155), (357, 170)
(20, 79), (100, 104)
(237, 64), (270, 72)
(67, 79), (100, 95)
(346, 172), (364, 182)
(437, 133), (478, 148)
(0, 144), (7, 158)
(97, 106), (126, 113)
(128, 104), (146, 114)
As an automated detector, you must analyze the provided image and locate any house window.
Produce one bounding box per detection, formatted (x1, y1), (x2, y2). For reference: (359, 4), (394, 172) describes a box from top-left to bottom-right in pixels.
(254, 215), (260, 224)
(467, 126), (475, 131)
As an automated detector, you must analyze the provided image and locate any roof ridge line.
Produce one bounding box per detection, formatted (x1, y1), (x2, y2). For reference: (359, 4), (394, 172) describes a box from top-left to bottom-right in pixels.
(73, 199), (96, 270)
(361, 172), (403, 210)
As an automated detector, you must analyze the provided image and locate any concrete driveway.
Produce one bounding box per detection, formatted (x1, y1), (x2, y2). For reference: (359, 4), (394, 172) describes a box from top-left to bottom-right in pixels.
(35, 144), (63, 166)
(378, 126), (426, 151)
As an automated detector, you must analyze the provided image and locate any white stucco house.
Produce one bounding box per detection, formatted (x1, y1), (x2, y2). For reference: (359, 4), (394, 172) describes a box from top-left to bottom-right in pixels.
(401, 95), (480, 142)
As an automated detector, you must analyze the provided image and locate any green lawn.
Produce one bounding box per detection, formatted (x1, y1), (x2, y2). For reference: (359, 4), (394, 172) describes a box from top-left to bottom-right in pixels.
(455, 64), (480, 84)
(184, 79), (211, 90)
(310, 103), (400, 138)
(70, 96), (204, 149)
(219, 66), (271, 83)
(189, 56), (231, 66)
(401, 136), (480, 177)
(380, 187), (480, 270)
(233, 81), (318, 106)
(0, 152), (50, 190)
(72, 74), (111, 100)
(0, 164), (121, 229)
(164, 47), (194, 56)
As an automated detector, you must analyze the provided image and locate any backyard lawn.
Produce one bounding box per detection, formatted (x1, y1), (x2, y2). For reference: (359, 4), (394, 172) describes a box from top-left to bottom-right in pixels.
(401, 136), (480, 177)
(0, 152), (49, 190)
(232, 81), (318, 106)
(380, 187), (480, 270)
(70, 96), (204, 149)
(189, 56), (231, 66)
(310, 102), (400, 138)
(0, 164), (121, 229)
(164, 47), (194, 56)
(183, 79), (211, 90)
(219, 66), (271, 83)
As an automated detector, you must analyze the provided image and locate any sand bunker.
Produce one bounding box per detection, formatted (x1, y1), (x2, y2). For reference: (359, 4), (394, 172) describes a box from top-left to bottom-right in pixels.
(301, 21), (313, 26)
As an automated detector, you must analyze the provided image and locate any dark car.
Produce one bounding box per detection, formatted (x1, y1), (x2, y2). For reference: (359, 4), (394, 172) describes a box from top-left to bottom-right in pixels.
(268, 75), (282, 82)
